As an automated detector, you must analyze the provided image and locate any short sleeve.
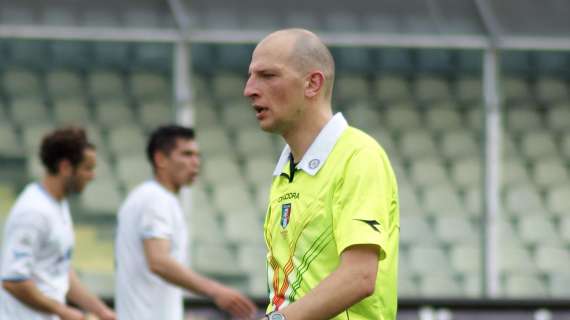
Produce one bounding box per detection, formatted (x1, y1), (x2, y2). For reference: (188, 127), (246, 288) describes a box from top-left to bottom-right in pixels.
(1, 212), (47, 281)
(139, 198), (174, 240)
(333, 148), (391, 260)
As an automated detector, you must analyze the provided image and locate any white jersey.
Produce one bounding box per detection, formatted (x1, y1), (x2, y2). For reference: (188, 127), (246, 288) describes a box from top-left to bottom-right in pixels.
(0, 183), (74, 320)
(115, 180), (189, 320)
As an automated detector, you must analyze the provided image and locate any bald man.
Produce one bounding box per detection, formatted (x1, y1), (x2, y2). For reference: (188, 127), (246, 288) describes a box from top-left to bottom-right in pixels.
(244, 29), (400, 320)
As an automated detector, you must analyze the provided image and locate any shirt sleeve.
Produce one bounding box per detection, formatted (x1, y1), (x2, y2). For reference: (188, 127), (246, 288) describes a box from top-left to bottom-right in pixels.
(1, 212), (48, 281)
(332, 147), (392, 260)
(139, 197), (174, 240)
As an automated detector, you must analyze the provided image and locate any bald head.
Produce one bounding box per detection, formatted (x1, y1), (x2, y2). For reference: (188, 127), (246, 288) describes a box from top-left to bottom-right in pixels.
(257, 28), (335, 99)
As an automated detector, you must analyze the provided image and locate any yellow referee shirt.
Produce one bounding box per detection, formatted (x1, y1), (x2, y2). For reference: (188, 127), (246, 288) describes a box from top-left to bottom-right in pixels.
(264, 113), (399, 320)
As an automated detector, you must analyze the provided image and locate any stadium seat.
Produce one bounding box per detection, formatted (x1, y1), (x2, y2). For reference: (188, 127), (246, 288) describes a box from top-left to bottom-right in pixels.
(373, 74), (412, 102)
(440, 130), (479, 160)
(534, 245), (570, 274)
(520, 131), (558, 161)
(201, 155), (242, 185)
(398, 129), (438, 160)
(398, 274), (419, 297)
(53, 97), (91, 125)
(22, 124), (55, 152)
(451, 158), (481, 189)
(463, 186), (482, 216)
(450, 244), (480, 274)
(196, 127), (232, 157)
(423, 184), (468, 216)
(398, 184), (424, 216)
(343, 102), (381, 132)
(138, 100), (173, 129)
(535, 76), (568, 104)
(502, 158), (531, 188)
(456, 76), (482, 104)
(334, 75), (370, 102)
(546, 103), (570, 132)
(503, 274), (547, 298)
(332, 47), (372, 73)
(425, 107), (463, 132)
(499, 244), (537, 274)
(548, 274), (570, 298)
(517, 215), (561, 246)
(465, 105), (483, 131)
(193, 243), (242, 276)
(219, 101), (259, 131)
(0, 123), (23, 157)
(194, 99), (220, 129)
(81, 178), (122, 214)
(130, 71), (170, 101)
(10, 97), (50, 125)
(244, 155), (276, 188)
(223, 213), (264, 244)
(506, 108), (542, 133)
(434, 216), (478, 245)
(368, 128), (397, 156)
(211, 182), (254, 215)
(115, 154), (152, 190)
(400, 216), (437, 246)
(502, 77), (531, 103)
(560, 132), (570, 160)
(463, 274), (482, 297)
(95, 98), (134, 128)
(212, 73), (247, 101)
(107, 126), (146, 156)
(419, 274), (463, 297)
(408, 245), (452, 275)
(545, 185), (570, 216)
(504, 185), (546, 216)
(409, 158), (450, 189)
(88, 70), (125, 98)
(46, 70), (83, 99)
(2, 68), (41, 98)
(414, 75), (451, 104)
(532, 158), (568, 189)
(384, 103), (422, 132)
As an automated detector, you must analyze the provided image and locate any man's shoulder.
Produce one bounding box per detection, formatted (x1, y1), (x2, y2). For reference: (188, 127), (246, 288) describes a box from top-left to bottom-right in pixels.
(337, 127), (384, 155)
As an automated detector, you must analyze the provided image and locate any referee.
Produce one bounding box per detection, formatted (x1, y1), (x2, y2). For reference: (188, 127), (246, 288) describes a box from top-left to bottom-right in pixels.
(244, 29), (400, 320)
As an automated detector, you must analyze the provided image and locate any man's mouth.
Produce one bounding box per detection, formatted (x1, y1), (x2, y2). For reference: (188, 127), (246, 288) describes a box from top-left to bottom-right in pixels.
(254, 105), (268, 118)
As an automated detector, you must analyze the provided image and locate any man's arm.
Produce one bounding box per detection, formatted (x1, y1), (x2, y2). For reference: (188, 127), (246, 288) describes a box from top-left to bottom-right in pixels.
(67, 269), (116, 320)
(143, 238), (256, 319)
(2, 279), (84, 320)
(277, 244), (379, 320)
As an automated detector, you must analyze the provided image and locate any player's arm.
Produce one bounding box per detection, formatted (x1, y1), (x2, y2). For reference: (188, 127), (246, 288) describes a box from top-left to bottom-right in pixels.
(2, 279), (84, 320)
(143, 238), (256, 319)
(276, 244), (379, 320)
(67, 269), (116, 320)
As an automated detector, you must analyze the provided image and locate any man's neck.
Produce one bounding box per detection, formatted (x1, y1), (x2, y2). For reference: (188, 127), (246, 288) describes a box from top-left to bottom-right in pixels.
(154, 173), (179, 194)
(41, 175), (66, 201)
(283, 107), (332, 162)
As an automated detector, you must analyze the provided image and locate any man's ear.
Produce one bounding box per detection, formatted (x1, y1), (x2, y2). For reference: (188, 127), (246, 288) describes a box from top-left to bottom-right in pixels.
(154, 151), (167, 169)
(305, 71), (325, 98)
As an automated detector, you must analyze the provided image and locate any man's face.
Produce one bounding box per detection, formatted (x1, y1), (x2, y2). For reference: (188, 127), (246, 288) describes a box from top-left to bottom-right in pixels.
(244, 38), (307, 134)
(163, 138), (201, 189)
(67, 148), (96, 195)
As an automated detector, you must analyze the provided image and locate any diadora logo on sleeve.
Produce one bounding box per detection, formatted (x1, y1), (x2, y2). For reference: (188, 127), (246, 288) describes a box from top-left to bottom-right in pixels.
(277, 192), (300, 203)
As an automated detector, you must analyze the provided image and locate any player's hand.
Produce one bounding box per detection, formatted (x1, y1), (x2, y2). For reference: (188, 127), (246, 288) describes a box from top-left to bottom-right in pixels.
(55, 305), (85, 320)
(213, 285), (257, 319)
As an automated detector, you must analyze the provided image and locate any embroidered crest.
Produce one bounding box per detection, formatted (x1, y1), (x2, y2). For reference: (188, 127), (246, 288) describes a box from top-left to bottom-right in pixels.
(309, 159), (320, 169)
(281, 203), (292, 228)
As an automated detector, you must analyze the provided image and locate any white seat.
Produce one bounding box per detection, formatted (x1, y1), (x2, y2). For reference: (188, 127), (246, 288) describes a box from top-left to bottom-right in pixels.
(400, 216), (436, 245)
(409, 159), (449, 189)
(192, 243), (241, 276)
(237, 244), (267, 275)
(2, 68), (41, 98)
(196, 127), (233, 157)
(244, 155), (276, 188)
(506, 108), (542, 133)
(456, 76), (482, 103)
(545, 185), (570, 216)
(107, 126), (146, 156)
(374, 75), (411, 102)
(520, 131), (558, 160)
(235, 128), (274, 157)
(463, 186), (482, 216)
(88, 70), (124, 98)
(423, 184), (467, 216)
(503, 274), (547, 298)
(212, 182), (253, 215)
(115, 154), (152, 190)
(53, 97), (90, 124)
(451, 158), (481, 189)
(440, 130), (479, 160)
(220, 101), (258, 130)
(398, 129), (438, 160)
(223, 214), (263, 244)
(535, 76), (568, 103)
(504, 185), (546, 216)
(81, 178), (122, 214)
(546, 104), (570, 131)
(499, 244), (537, 274)
(414, 75), (451, 104)
(22, 124), (55, 152)
(130, 72), (169, 101)
(335, 75), (370, 101)
(563, 132), (570, 160)
(535, 245), (570, 274)
(138, 100), (173, 129)
(425, 107), (463, 132)
(0, 124), (23, 157)
(419, 274), (463, 297)
(450, 244), (480, 274)
(398, 185), (424, 216)
(517, 215), (561, 245)
(212, 73), (247, 100)
(408, 245), (452, 275)
(10, 98), (49, 125)
(549, 274), (570, 298)
(95, 98), (133, 128)
(46, 70), (83, 99)
(465, 106), (483, 131)
(533, 158), (568, 189)
(561, 216), (570, 245)
(434, 216), (478, 245)
(384, 104), (421, 131)
(202, 156), (242, 185)
(194, 99), (220, 129)
(503, 77), (531, 103)
(502, 158), (531, 188)
(343, 103), (381, 131)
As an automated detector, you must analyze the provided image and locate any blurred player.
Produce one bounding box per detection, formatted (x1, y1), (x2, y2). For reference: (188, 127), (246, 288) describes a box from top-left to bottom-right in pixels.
(114, 125), (256, 320)
(0, 127), (116, 320)
(244, 29), (400, 320)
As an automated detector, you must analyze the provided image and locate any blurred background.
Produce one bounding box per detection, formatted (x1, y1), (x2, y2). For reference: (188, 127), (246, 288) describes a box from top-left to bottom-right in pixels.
(0, 0), (569, 319)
